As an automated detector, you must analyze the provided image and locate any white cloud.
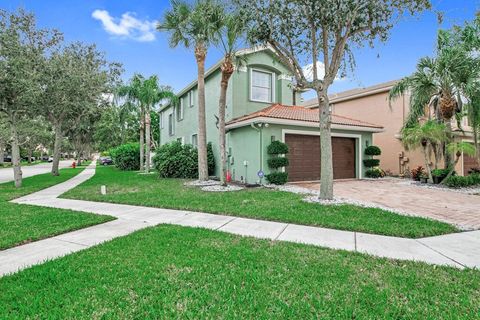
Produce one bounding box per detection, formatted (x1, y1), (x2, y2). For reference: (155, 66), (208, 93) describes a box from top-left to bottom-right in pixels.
(92, 9), (157, 42)
(302, 61), (347, 82)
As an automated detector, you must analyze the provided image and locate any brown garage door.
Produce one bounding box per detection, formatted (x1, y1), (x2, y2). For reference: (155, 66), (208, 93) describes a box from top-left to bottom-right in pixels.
(285, 134), (356, 182)
(464, 153), (479, 175)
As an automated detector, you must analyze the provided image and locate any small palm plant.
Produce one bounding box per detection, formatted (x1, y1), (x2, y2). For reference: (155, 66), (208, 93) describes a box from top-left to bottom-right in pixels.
(402, 121), (448, 183)
(440, 142), (477, 183)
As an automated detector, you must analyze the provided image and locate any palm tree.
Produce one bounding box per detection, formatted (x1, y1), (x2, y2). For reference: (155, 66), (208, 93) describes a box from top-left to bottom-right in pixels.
(158, 0), (223, 181)
(215, 12), (247, 186)
(440, 142), (477, 183)
(389, 30), (475, 168)
(118, 74), (145, 171)
(402, 121), (448, 183)
(138, 76), (176, 173)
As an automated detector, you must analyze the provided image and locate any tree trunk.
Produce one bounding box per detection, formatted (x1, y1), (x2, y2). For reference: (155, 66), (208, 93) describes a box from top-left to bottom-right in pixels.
(10, 123), (22, 188)
(27, 150), (32, 164)
(139, 105), (145, 172)
(218, 57), (234, 186)
(145, 108), (151, 173)
(0, 141), (5, 165)
(440, 156), (460, 184)
(444, 119), (453, 168)
(317, 90), (334, 200)
(422, 145), (434, 184)
(195, 44), (208, 181)
(52, 124), (63, 176)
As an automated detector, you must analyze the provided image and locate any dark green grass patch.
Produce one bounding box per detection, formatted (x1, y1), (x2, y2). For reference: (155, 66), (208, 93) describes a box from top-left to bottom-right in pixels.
(0, 225), (478, 319)
(62, 166), (458, 238)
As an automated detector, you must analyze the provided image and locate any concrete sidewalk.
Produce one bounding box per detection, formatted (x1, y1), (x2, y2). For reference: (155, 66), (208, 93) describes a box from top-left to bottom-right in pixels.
(2, 162), (479, 277)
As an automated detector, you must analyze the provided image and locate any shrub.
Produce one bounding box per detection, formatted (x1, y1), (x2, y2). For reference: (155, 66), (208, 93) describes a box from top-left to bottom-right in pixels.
(410, 166), (425, 181)
(267, 141), (289, 155)
(267, 157), (289, 169)
(109, 143), (140, 171)
(431, 168), (450, 177)
(153, 142), (215, 179)
(365, 168), (385, 178)
(365, 145), (381, 156)
(266, 172), (288, 185)
(363, 159), (380, 168)
(444, 173), (480, 188)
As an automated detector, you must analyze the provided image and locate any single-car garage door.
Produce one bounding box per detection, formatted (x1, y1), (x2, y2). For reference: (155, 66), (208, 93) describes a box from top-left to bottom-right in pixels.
(285, 134), (356, 182)
(464, 152), (479, 175)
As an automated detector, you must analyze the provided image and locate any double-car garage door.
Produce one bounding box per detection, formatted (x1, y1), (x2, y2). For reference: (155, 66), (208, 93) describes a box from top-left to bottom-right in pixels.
(285, 134), (356, 182)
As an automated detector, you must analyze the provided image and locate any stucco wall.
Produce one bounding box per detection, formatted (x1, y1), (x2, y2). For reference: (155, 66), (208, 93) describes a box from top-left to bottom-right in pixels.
(331, 91), (425, 175)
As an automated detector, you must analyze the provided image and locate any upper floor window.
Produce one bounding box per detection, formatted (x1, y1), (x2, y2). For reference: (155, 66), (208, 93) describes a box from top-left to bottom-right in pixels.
(191, 134), (198, 148)
(251, 69), (275, 103)
(168, 113), (174, 136)
(177, 99), (184, 121)
(188, 91), (194, 108)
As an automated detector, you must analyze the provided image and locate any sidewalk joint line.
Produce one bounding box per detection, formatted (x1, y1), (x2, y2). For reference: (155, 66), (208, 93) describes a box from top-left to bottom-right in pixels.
(52, 238), (89, 248)
(216, 217), (237, 230)
(415, 239), (466, 268)
(275, 223), (289, 241)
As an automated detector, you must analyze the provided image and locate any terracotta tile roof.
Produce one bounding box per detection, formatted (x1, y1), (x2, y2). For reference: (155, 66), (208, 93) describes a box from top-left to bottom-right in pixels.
(226, 104), (383, 129)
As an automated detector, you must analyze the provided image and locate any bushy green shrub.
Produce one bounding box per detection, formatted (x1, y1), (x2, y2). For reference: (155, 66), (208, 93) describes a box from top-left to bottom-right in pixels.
(266, 172), (288, 185)
(365, 145), (381, 156)
(267, 141), (289, 155)
(363, 159), (380, 168)
(431, 168), (450, 177)
(365, 168), (385, 178)
(267, 157), (289, 169)
(444, 173), (480, 188)
(109, 143), (140, 171)
(153, 142), (215, 179)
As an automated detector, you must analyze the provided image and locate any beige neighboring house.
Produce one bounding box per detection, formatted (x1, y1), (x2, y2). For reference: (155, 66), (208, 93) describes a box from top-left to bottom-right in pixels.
(303, 80), (479, 176)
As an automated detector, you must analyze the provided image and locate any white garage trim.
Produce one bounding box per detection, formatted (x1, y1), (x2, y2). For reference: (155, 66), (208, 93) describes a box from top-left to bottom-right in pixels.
(281, 129), (362, 179)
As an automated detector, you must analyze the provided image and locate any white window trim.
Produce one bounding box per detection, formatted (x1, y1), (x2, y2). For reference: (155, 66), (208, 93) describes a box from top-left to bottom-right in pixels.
(281, 129), (362, 179)
(168, 112), (174, 136)
(250, 68), (275, 103)
(189, 91), (194, 108)
(191, 133), (198, 147)
(177, 99), (184, 121)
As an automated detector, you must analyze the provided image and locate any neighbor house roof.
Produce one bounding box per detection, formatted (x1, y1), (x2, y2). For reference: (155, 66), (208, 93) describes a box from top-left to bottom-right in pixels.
(226, 104), (384, 132)
(302, 79), (400, 108)
(160, 45), (276, 111)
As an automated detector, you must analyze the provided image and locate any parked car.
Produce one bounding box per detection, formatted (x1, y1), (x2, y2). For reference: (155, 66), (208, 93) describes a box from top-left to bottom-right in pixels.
(47, 156), (54, 162)
(100, 157), (113, 166)
(3, 156), (11, 163)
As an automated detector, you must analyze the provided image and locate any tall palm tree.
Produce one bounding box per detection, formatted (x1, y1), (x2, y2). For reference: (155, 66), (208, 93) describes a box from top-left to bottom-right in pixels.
(215, 12), (247, 186)
(158, 0), (223, 181)
(118, 74), (145, 171)
(402, 121), (448, 183)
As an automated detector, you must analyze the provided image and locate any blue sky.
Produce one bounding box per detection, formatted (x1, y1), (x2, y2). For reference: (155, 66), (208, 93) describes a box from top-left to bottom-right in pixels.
(1, 0), (478, 98)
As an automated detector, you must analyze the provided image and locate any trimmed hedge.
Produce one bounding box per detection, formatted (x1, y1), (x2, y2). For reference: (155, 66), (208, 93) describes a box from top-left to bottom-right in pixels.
(363, 159), (380, 168)
(267, 141), (289, 155)
(443, 173), (480, 189)
(109, 143), (140, 171)
(153, 142), (215, 179)
(267, 157), (289, 169)
(365, 168), (385, 178)
(365, 145), (381, 156)
(266, 172), (288, 185)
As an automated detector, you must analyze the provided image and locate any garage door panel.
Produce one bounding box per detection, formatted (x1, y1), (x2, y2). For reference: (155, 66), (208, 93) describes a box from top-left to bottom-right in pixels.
(285, 134), (356, 182)
(464, 152), (479, 175)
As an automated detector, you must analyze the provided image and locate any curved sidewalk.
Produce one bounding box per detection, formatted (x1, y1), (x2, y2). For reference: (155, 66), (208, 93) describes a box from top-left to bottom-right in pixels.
(2, 161), (480, 277)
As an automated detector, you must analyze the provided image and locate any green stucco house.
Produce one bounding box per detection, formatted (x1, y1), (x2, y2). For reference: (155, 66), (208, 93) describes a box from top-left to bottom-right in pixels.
(159, 47), (383, 184)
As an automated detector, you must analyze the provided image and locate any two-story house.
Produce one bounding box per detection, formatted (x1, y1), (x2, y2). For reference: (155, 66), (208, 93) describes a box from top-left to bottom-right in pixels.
(303, 80), (479, 176)
(159, 47), (383, 184)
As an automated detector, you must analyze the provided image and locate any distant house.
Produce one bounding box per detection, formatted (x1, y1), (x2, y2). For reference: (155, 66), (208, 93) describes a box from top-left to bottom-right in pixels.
(159, 47), (383, 183)
(303, 80), (479, 176)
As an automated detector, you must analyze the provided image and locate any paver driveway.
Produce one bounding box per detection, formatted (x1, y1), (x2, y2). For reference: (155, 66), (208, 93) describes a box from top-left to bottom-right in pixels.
(297, 179), (480, 230)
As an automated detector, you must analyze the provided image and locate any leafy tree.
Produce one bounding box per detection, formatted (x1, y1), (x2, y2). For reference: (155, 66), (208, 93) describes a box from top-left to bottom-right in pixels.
(158, 0), (223, 181)
(17, 117), (52, 163)
(237, 0), (430, 199)
(0, 9), (62, 187)
(38, 42), (121, 176)
(215, 10), (247, 186)
(402, 121), (448, 183)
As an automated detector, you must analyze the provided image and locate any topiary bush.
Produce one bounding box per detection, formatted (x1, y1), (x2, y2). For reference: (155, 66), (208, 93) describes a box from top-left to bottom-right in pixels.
(266, 140), (289, 185)
(365, 168), (385, 178)
(267, 157), (289, 169)
(365, 145), (381, 156)
(266, 172), (288, 185)
(153, 141), (215, 179)
(363, 159), (380, 168)
(267, 140), (289, 155)
(109, 143), (140, 171)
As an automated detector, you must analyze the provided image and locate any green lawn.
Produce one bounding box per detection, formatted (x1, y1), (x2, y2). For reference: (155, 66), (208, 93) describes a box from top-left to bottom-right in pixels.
(0, 165), (113, 250)
(62, 166), (459, 238)
(0, 225), (478, 318)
